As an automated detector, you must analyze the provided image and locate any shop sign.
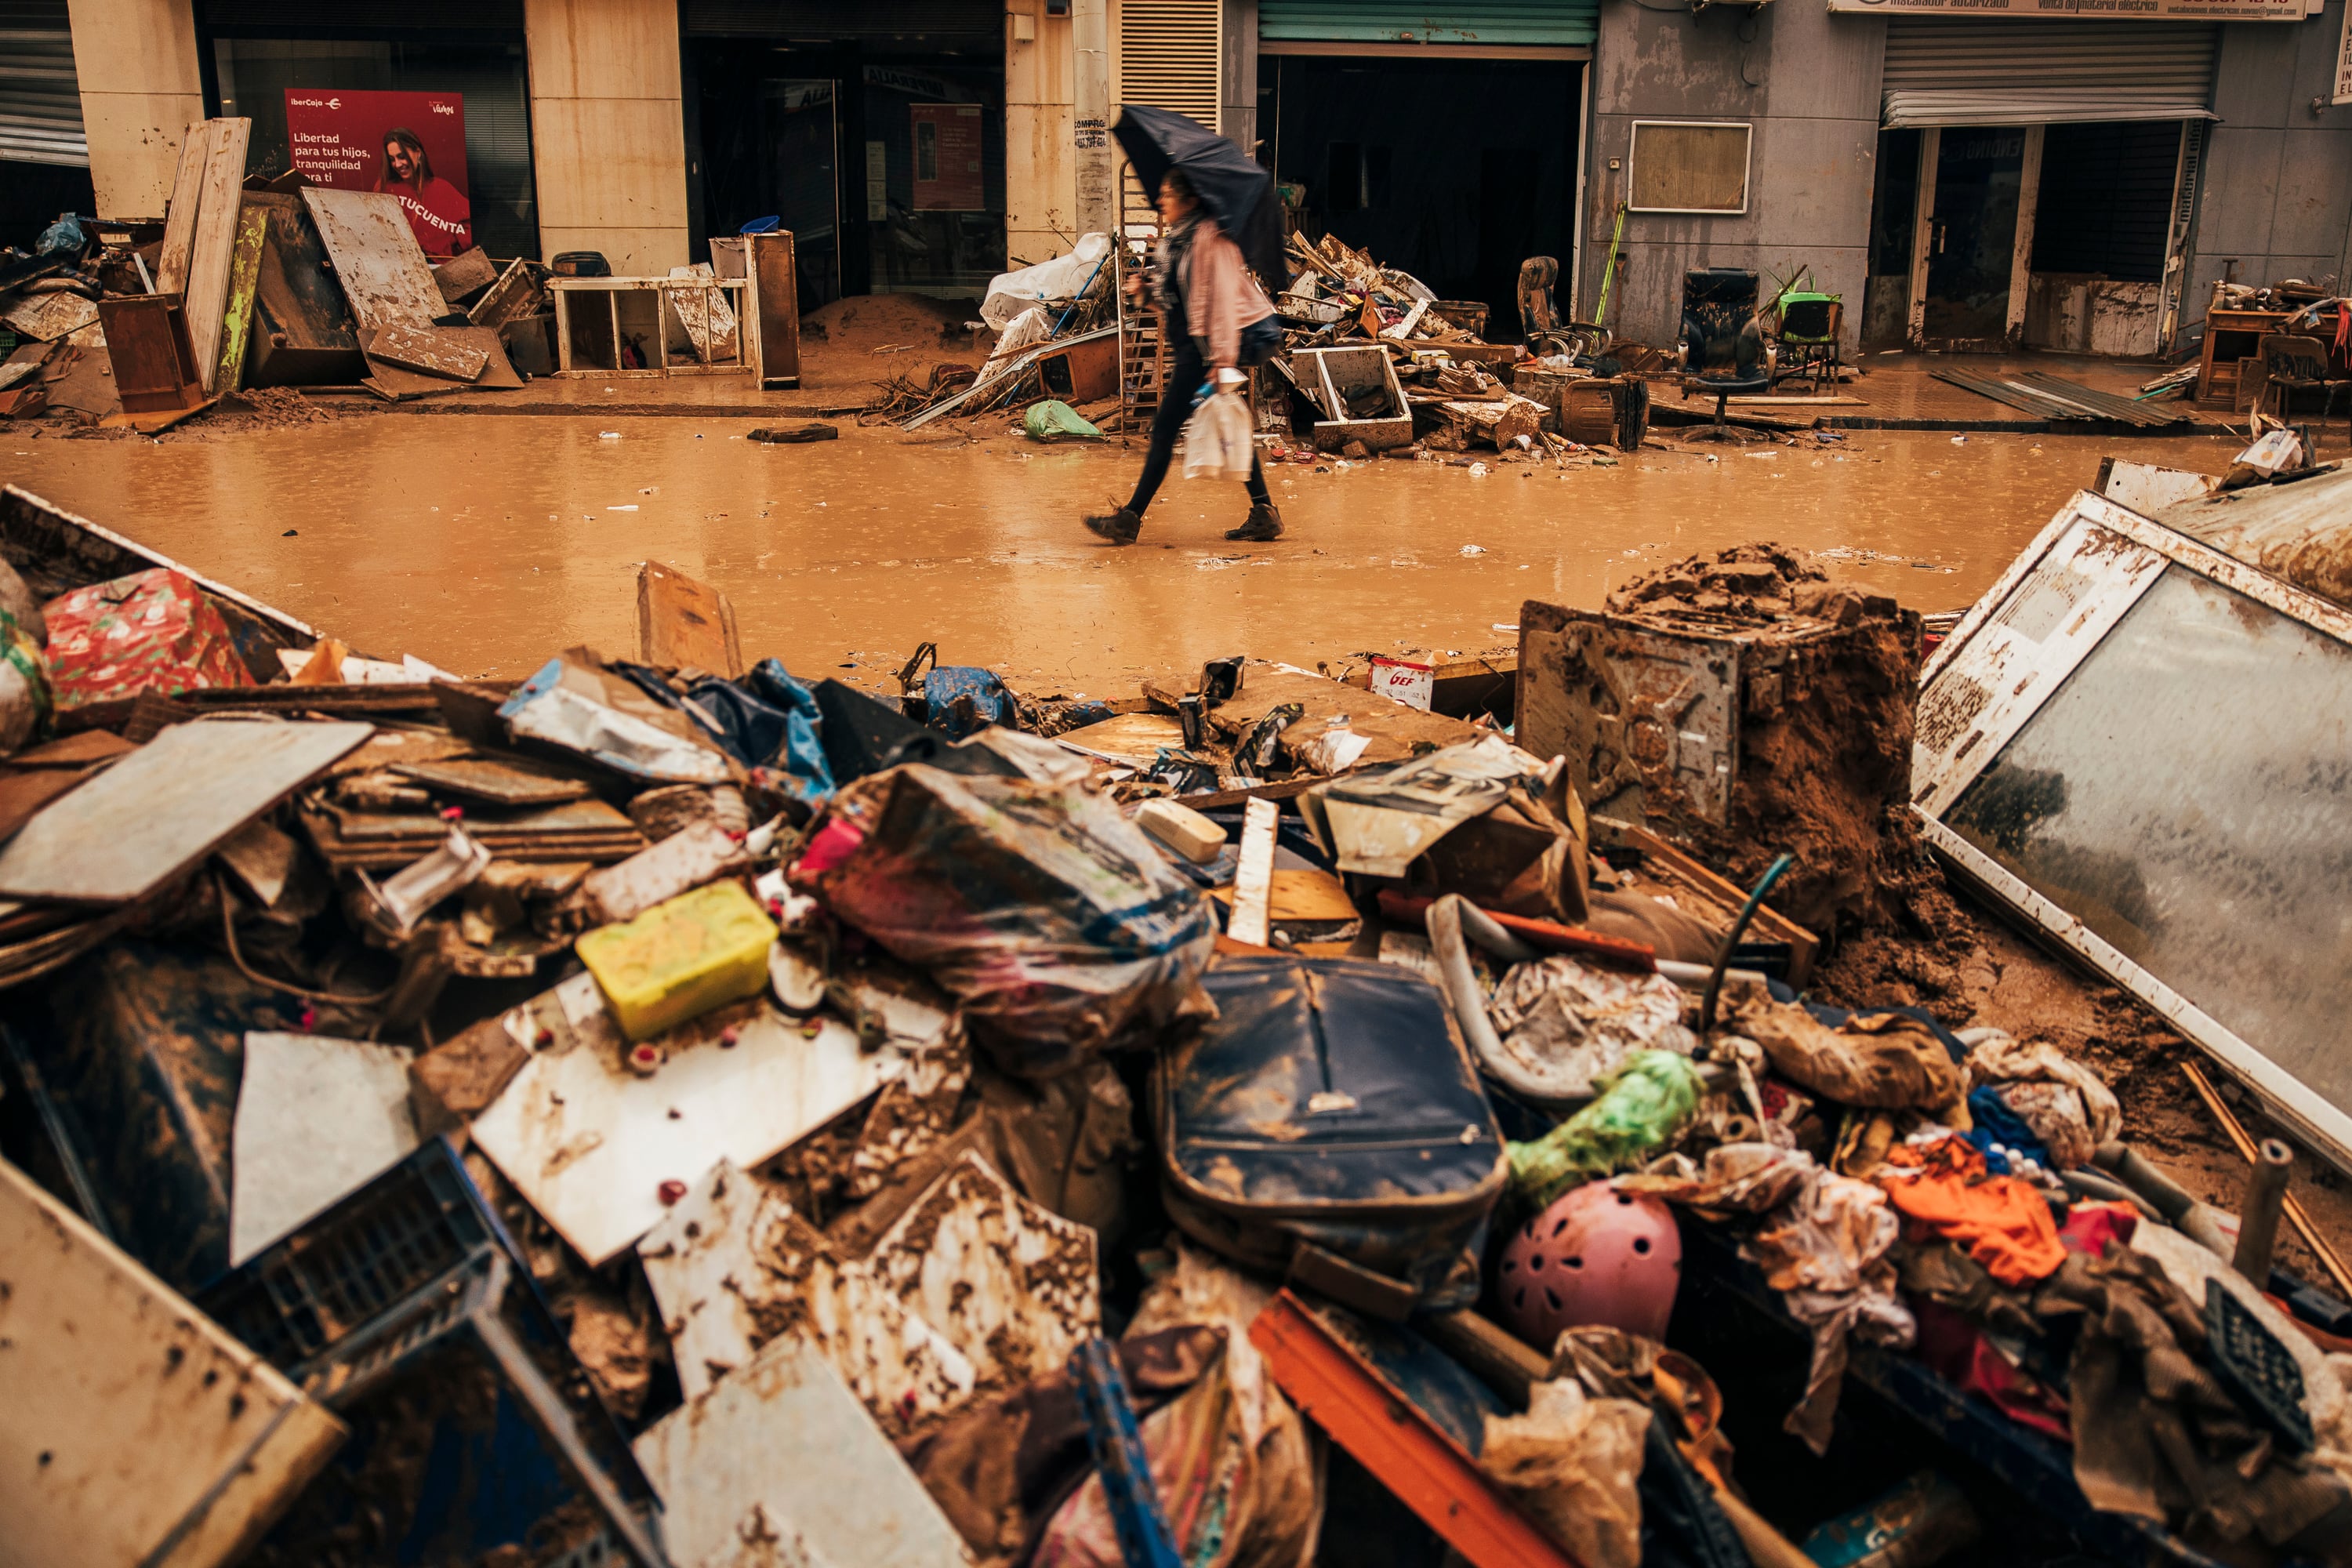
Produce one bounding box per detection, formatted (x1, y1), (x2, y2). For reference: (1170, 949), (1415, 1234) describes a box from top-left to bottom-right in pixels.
(1827, 0), (2305, 16)
(2336, 0), (2352, 103)
(911, 104), (985, 212)
(285, 89), (472, 258)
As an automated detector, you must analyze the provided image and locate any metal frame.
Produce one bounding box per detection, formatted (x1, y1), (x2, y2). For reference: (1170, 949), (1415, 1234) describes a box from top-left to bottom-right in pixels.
(550, 276), (752, 379)
(1626, 119), (1751, 216)
(1915, 488), (2352, 1174)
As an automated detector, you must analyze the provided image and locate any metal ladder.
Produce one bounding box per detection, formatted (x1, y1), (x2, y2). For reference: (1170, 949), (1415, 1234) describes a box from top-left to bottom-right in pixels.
(1116, 166), (1166, 435)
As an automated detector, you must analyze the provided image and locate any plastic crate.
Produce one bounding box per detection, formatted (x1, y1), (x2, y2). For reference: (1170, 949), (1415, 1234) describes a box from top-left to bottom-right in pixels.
(198, 1139), (672, 1568)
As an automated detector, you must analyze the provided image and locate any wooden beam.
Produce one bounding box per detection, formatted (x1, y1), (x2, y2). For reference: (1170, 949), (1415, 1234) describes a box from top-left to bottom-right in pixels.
(2006, 125), (2045, 347)
(213, 203), (269, 394)
(1906, 127), (1940, 350)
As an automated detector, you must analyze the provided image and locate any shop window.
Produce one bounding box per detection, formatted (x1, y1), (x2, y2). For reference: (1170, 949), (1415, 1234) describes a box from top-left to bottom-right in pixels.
(1628, 121), (1750, 216)
(212, 37), (537, 260)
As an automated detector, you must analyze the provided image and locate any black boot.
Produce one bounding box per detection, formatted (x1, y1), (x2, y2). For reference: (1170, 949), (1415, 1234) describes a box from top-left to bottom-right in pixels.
(1083, 506), (1142, 545)
(1225, 503), (1283, 543)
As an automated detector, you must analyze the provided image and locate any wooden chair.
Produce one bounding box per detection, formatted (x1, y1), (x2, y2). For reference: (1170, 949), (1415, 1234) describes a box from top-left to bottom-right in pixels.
(2257, 334), (2347, 441)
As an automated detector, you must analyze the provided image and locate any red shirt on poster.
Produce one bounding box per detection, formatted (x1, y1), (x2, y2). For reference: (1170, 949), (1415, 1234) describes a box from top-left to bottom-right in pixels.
(285, 89), (473, 256)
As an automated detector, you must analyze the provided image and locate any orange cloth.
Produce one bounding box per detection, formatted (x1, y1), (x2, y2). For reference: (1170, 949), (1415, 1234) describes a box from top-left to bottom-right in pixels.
(1875, 1138), (2067, 1287)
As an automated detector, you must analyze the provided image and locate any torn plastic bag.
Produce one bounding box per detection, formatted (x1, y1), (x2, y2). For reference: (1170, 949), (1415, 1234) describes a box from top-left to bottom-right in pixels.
(1486, 954), (1697, 1107)
(1156, 956), (1507, 1318)
(901, 643), (1021, 740)
(497, 648), (735, 784)
(982, 232), (1112, 330)
(1508, 1050), (1705, 1210)
(1025, 399), (1104, 442)
(1479, 1377), (1650, 1568)
(628, 657), (837, 804)
(792, 764), (1217, 1076)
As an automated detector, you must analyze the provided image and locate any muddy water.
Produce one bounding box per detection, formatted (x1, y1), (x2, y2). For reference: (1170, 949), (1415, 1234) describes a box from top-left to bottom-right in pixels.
(1, 419), (2239, 691)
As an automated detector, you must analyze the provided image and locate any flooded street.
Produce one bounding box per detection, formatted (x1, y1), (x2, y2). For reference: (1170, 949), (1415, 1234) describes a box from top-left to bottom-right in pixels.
(1, 416), (2239, 690)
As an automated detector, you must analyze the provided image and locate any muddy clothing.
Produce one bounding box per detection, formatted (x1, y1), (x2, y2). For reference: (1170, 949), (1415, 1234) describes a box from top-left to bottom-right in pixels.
(1155, 214), (1273, 370)
(1123, 337), (1271, 517)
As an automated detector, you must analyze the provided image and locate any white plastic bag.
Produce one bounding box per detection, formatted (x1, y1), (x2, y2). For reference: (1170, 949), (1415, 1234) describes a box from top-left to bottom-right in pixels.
(981, 233), (1112, 329)
(1181, 389), (1255, 483)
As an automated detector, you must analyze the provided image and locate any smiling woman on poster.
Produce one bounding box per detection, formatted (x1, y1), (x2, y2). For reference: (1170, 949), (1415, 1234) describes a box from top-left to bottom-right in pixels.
(376, 127), (471, 257)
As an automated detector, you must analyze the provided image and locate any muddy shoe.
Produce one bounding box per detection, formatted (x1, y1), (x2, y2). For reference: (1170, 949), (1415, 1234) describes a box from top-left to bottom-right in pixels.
(1225, 503), (1283, 543)
(1083, 506), (1142, 546)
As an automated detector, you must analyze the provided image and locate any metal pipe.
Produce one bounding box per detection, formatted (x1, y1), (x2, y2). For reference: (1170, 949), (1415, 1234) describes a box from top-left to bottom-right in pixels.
(2233, 1138), (2296, 1284)
(1699, 853), (1793, 1034)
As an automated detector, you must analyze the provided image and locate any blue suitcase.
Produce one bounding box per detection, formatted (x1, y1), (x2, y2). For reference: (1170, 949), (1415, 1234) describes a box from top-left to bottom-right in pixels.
(1154, 956), (1507, 1319)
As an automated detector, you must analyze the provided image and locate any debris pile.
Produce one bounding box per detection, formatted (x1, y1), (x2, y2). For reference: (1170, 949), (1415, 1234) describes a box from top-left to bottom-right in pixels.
(5, 481), (2352, 1568)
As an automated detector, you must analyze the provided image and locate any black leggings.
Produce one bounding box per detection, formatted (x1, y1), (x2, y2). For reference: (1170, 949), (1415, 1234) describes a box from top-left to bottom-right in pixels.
(1124, 343), (1272, 515)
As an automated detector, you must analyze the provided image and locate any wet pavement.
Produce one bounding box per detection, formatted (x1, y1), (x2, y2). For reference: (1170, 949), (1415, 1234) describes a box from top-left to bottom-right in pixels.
(1, 416), (2245, 693)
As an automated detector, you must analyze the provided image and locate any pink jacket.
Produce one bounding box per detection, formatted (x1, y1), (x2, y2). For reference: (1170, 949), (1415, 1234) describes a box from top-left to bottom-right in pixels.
(1185, 220), (1275, 368)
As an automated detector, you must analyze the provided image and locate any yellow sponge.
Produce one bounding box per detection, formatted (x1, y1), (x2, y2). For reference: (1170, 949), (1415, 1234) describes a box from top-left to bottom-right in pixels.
(577, 880), (779, 1043)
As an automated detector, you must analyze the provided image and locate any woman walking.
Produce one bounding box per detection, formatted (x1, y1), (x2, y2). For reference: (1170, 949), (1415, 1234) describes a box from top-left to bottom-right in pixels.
(1084, 171), (1283, 546)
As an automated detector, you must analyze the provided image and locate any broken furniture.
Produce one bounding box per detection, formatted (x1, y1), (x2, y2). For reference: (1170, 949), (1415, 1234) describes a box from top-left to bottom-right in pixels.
(1676, 268), (1767, 426)
(93, 296), (204, 414)
(1291, 344), (1414, 452)
(741, 230), (801, 388)
(1039, 332), (1120, 405)
(552, 274), (753, 377)
(1915, 486), (2352, 1178)
(2196, 303), (2294, 410)
(2255, 333), (2349, 439)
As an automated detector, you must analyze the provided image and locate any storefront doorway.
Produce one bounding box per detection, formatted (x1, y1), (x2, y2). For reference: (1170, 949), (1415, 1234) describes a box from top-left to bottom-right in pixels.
(1258, 51), (1583, 340)
(1918, 126), (2029, 349)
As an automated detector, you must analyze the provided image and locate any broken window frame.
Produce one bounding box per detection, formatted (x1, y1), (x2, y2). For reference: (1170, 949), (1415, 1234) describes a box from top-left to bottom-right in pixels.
(1626, 119), (1752, 215)
(1913, 488), (2352, 1174)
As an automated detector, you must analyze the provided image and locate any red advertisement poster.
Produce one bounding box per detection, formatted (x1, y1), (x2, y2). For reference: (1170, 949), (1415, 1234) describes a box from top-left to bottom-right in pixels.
(285, 89), (472, 258)
(910, 103), (985, 212)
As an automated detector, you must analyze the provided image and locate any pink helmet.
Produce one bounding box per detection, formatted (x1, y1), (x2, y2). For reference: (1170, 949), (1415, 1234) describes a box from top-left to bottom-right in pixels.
(1496, 1181), (1682, 1348)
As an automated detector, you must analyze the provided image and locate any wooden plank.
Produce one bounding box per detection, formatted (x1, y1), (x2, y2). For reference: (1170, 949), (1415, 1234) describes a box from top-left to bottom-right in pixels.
(1228, 797), (1279, 947)
(432, 244), (499, 303)
(0, 1159), (347, 1568)
(213, 203), (269, 394)
(0, 292), (97, 343)
(154, 121), (216, 295)
(299, 187), (444, 334)
(184, 118), (252, 394)
(0, 720), (372, 905)
(637, 561), (743, 677)
(362, 324), (488, 383)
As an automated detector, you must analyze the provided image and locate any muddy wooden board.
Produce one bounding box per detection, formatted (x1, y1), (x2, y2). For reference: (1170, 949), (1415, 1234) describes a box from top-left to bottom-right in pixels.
(466, 257), (546, 329)
(300, 187), (443, 334)
(387, 755), (590, 806)
(361, 325), (519, 399)
(1056, 710), (1186, 767)
(0, 1161), (347, 1568)
(637, 561), (742, 677)
(0, 290), (97, 343)
(184, 118), (252, 393)
(154, 121), (217, 294)
(0, 720), (371, 905)
(362, 323), (487, 383)
(214, 204), (268, 392)
(469, 975), (910, 1265)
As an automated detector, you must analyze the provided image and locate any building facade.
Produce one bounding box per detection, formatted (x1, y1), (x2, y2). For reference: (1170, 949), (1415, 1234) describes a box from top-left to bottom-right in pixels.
(7, 0), (2349, 354)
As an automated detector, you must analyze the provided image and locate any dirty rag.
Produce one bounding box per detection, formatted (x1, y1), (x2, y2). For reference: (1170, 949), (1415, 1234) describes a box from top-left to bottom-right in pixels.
(1485, 954), (1697, 1105)
(1875, 1136), (2067, 1287)
(1744, 1160), (1914, 1454)
(1965, 1031), (2118, 1169)
(1728, 987), (1967, 1117)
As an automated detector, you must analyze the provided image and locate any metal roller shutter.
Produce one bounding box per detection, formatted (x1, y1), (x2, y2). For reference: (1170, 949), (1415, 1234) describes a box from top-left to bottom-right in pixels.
(681, 0), (1000, 42)
(1120, 0), (1222, 129)
(198, 0), (524, 28)
(1882, 19), (2219, 128)
(1259, 0), (1599, 47)
(0, 0), (85, 167)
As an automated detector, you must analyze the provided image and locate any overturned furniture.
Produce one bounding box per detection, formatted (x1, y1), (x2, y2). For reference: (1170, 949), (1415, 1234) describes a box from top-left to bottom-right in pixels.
(552, 274), (751, 378)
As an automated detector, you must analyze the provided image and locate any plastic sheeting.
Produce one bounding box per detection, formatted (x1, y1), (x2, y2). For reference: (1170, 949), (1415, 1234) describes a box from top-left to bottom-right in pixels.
(982, 234), (1112, 331)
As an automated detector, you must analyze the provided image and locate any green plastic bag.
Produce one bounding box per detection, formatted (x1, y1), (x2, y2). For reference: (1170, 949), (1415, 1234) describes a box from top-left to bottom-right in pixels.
(1508, 1049), (1704, 1210)
(1023, 399), (1103, 442)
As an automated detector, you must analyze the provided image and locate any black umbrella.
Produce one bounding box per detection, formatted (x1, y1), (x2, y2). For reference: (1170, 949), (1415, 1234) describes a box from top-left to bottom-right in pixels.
(1111, 105), (1287, 287)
